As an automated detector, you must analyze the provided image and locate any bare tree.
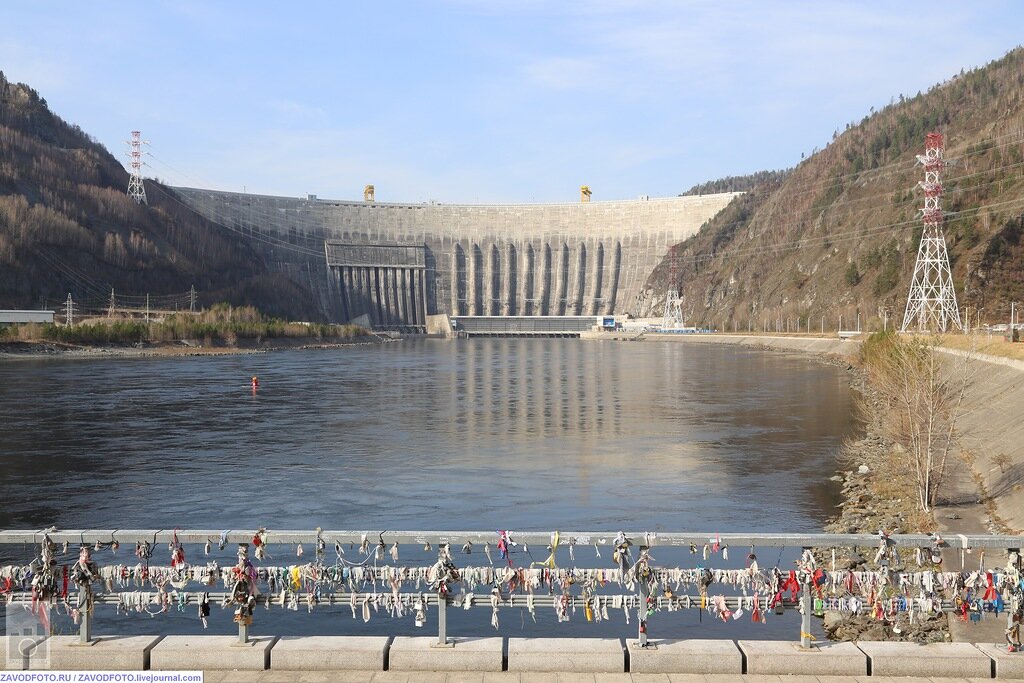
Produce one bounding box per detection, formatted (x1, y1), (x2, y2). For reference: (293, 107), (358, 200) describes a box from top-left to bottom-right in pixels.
(862, 333), (972, 512)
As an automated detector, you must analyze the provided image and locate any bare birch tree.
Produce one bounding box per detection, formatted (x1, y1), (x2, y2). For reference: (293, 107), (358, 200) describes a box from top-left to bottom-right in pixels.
(862, 333), (972, 512)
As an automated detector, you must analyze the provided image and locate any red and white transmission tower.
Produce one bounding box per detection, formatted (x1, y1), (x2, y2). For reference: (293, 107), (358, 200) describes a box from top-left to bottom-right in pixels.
(126, 130), (148, 204)
(901, 132), (963, 333)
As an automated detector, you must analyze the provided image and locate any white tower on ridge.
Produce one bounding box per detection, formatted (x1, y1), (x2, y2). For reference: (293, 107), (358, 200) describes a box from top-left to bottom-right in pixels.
(126, 130), (148, 204)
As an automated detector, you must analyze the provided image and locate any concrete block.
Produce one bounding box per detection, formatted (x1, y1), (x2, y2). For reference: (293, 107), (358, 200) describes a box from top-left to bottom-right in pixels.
(388, 636), (502, 672)
(1, 635), (47, 670)
(738, 640), (867, 676)
(975, 642), (1024, 678)
(150, 635), (276, 670)
(629, 639), (742, 674)
(508, 637), (625, 673)
(857, 641), (991, 678)
(30, 635), (162, 670)
(271, 635), (389, 670)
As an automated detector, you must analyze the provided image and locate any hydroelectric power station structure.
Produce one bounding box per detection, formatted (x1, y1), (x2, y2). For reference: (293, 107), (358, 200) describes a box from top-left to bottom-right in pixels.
(172, 187), (739, 331)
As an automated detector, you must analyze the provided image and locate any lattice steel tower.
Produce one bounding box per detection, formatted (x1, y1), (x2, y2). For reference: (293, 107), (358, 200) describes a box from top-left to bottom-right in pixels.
(663, 245), (685, 329)
(126, 130), (148, 204)
(901, 132), (963, 333)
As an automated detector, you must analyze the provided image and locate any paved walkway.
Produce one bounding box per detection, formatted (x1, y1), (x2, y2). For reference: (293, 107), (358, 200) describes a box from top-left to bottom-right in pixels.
(202, 675), (1004, 683)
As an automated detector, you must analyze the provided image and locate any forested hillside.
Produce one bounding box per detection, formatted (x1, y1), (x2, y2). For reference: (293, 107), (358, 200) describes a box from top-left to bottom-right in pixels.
(645, 48), (1024, 330)
(0, 71), (319, 319)
(681, 169), (791, 196)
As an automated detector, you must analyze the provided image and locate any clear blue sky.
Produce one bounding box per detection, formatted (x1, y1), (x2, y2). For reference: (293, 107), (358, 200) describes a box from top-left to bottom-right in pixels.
(2, 2), (1022, 203)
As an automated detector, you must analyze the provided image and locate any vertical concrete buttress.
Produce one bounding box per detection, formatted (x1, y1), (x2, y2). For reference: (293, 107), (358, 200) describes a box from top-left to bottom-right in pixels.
(381, 268), (394, 326)
(470, 244), (482, 315)
(338, 267), (351, 322)
(504, 242), (516, 316)
(375, 268), (387, 326)
(353, 267), (365, 322)
(418, 268), (427, 326)
(591, 241), (604, 315)
(451, 245), (462, 316)
(554, 243), (568, 316)
(486, 244), (499, 316)
(410, 269), (420, 326)
(370, 266), (382, 325)
(539, 243), (552, 316)
(391, 270), (403, 325)
(572, 243), (587, 316)
(521, 243), (535, 316)
(400, 269), (412, 326)
(605, 240), (622, 314)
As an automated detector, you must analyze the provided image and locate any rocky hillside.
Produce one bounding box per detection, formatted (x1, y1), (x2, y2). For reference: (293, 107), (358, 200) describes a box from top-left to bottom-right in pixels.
(0, 71), (321, 319)
(643, 47), (1024, 330)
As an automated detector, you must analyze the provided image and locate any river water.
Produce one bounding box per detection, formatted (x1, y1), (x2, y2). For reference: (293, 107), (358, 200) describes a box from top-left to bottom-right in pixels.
(0, 338), (858, 640)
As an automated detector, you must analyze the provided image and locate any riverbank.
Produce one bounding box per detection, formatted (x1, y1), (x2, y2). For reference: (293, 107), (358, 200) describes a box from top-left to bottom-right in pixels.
(0, 334), (395, 360)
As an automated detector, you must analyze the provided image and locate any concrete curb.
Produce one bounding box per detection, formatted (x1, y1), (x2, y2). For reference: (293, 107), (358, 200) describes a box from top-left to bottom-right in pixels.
(17, 636), (1024, 677)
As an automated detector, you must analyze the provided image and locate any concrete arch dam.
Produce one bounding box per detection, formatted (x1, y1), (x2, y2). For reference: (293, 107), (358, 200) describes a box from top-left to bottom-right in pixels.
(171, 188), (739, 329)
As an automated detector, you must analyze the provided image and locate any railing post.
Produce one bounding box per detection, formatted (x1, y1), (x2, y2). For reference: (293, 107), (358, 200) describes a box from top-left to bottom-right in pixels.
(437, 593), (448, 646)
(638, 579), (649, 647)
(238, 618), (249, 645)
(800, 581), (812, 648)
(78, 583), (91, 644)
(235, 542), (251, 645)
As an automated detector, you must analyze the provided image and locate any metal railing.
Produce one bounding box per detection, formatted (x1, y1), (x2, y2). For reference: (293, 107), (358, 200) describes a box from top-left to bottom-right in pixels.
(2, 528), (1021, 651)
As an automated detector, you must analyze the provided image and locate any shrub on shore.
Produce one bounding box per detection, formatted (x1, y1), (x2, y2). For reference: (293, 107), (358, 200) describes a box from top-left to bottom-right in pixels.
(859, 330), (972, 513)
(2, 304), (367, 345)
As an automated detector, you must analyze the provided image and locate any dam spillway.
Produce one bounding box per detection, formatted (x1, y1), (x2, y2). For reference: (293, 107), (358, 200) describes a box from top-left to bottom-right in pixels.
(171, 187), (739, 328)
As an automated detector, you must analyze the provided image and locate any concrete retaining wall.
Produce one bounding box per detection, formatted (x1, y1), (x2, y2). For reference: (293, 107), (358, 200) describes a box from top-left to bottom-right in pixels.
(639, 332), (862, 359)
(17, 637), (1024, 676)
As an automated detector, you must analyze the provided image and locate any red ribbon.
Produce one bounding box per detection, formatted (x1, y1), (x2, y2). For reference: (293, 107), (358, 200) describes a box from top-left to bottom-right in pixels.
(983, 572), (998, 601)
(781, 570), (801, 601)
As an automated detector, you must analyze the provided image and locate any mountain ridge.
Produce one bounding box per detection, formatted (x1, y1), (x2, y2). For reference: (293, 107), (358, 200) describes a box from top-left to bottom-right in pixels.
(642, 47), (1024, 330)
(0, 70), (322, 320)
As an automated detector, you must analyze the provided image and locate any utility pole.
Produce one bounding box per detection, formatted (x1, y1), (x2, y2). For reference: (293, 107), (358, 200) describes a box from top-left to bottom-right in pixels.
(107, 289), (116, 318)
(189, 285), (197, 313)
(145, 294), (150, 323)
